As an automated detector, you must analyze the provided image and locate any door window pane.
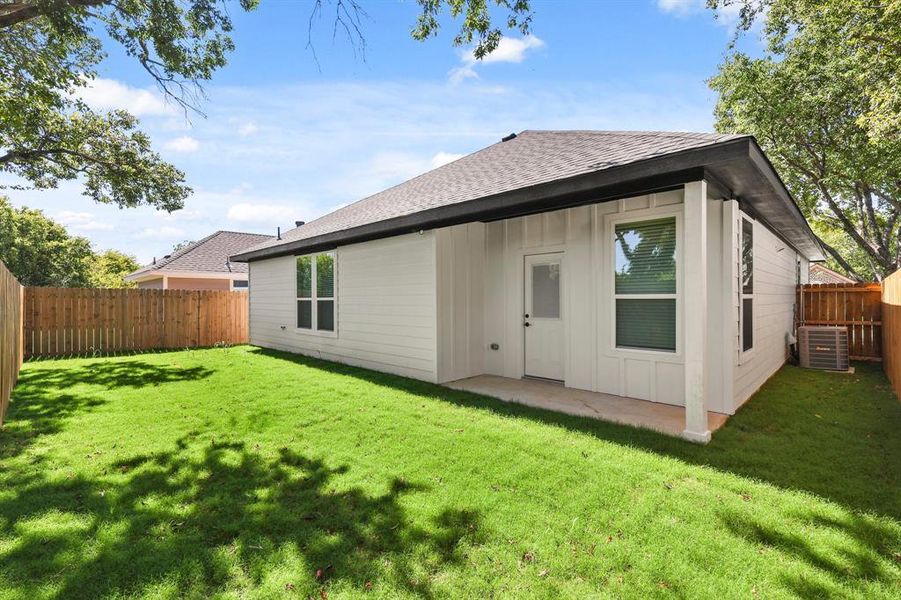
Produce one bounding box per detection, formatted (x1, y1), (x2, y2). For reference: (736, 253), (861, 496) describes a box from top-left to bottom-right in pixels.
(531, 263), (560, 318)
(616, 298), (676, 351)
(297, 299), (312, 329)
(615, 218), (677, 294)
(317, 300), (335, 331)
(296, 256), (312, 298)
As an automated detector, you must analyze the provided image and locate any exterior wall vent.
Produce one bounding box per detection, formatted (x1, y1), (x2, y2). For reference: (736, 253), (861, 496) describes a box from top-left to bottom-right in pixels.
(798, 326), (850, 371)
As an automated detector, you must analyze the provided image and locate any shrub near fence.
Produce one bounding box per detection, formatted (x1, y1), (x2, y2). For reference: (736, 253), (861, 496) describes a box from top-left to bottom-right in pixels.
(24, 288), (249, 358)
(796, 283), (883, 360)
(0, 260), (23, 424)
(882, 271), (901, 398)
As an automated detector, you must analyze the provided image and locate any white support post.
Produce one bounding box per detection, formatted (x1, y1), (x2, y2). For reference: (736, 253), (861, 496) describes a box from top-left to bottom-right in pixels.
(683, 181), (710, 443)
(721, 199), (738, 413)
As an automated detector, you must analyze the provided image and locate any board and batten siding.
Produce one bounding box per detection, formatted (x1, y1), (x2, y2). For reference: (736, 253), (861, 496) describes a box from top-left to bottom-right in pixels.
(731, 212), (802, 409)
(249, 232), (439, 381)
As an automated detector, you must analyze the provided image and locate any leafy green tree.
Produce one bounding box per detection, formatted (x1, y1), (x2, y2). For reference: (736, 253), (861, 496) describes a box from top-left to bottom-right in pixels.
(1, 1), (532, 211)
(0, 196), (94, 286)
(708, 0), (901, 281)
(88, 249), (140, 288)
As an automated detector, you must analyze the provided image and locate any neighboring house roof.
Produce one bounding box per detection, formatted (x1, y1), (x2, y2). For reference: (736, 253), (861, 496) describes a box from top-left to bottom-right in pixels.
(809, 263), (855, 284)
(231, 130), (825, 263)
(126, 230), (274, 281)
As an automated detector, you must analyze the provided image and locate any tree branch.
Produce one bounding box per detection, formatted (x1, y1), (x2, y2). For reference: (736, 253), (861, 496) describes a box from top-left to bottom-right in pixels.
(0, 0), (105, 29)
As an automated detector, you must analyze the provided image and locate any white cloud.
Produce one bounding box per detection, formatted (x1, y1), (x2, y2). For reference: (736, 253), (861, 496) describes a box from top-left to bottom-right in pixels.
(449, 36), (545, 84)
(431, 152), (464, 168)
(238, 121), (259, 137)
(657, 0), (700, 14)
(227, 202), (299, 224)
(164, 135), (200, 153)
(137, 226), (185, 239)
(55, 211), (114, 231)
(657, 0), (745, 27)
(75, 78), (175, 116)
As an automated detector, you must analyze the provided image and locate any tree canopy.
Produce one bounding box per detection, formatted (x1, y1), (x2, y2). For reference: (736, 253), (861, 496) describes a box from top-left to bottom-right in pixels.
(0, 1), (532, 212)
(88, 249), (140, 288)
(708, 0), (901, 280)
(0, 196), (140, 287)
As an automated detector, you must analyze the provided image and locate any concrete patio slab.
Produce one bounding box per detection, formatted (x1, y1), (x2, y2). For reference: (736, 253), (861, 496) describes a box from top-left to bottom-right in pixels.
(445, 375), (730, 438)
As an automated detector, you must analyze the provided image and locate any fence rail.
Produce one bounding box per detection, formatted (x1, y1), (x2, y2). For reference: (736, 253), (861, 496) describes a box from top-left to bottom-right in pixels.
(882, 272), (901, 398)
(0, 260), (23, 424)
(796, 283), (883, 361)
(24, 287), (249, 358)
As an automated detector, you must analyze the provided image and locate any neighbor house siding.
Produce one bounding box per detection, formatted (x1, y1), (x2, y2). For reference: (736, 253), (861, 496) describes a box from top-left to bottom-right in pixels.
(166, 277), (231, 291)
(248, 232), (438, 381)
(732, 214), (801, 409)
(137, 278), (164, 290)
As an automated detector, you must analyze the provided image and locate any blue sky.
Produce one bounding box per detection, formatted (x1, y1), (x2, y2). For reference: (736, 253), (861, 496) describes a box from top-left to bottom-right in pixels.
(7, 0), (753, 265)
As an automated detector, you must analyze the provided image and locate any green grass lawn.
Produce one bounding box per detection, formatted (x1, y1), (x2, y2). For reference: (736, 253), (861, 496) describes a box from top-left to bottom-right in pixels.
(1, 347), (899, 599)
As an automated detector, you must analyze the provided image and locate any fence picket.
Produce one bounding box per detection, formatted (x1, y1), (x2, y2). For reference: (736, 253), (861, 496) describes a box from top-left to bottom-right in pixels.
(21, 288), (249, 358)
(797, 283), (883, 360)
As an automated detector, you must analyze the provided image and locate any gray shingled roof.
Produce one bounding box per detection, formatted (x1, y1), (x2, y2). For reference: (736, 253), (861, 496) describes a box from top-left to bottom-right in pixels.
(242, 130), (744, 255)
(128, 230), (274, 278)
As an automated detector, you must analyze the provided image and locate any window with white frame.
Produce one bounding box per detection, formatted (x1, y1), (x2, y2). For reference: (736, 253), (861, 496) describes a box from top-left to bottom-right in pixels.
(296, 251), (336, 332)
(741, 217), (754, 352)
(614, 217), (677, 352)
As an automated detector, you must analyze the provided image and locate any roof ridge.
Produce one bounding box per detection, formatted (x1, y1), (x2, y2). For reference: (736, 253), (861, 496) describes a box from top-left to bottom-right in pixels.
(214, 230), (275, 237)
(519, 129), (746, 138)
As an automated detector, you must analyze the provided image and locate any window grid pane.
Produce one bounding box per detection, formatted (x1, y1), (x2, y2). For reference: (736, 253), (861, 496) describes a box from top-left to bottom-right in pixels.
(742, 219), (753, 294)
(615, 218), (677, 294)
(317, 300), (335, 331)
(296, 256), (312, 298)
(297, 299), (312, 329)
(317, 253), (335, 298)
(742, 297), (753, 351)
(616, 298), (676, 352)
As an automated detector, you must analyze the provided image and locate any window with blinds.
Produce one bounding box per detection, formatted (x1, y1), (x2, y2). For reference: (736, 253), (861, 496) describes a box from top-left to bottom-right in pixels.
(296, 251), (337, 333)
(614, 217), (677, 352)
(741, 218), (754, 352)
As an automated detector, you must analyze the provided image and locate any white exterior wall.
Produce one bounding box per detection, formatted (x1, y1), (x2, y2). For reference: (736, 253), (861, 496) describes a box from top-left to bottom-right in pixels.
(731, 212), (802, 409)
(248, 232), (439, 382)
(436, 223), (486, 383)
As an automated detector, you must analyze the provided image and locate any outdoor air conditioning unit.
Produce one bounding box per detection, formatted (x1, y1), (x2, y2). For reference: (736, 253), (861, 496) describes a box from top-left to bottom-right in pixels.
(798, 326), (850, 371)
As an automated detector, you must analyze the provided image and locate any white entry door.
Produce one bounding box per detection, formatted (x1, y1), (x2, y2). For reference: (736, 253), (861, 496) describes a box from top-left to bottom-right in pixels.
(524, 253), (565, 381)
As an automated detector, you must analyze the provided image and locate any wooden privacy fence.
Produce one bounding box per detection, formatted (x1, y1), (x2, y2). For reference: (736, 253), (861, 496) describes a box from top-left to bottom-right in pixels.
(0, 260), (24, 425)
(796, 283), (883, 360)
(24, 288), (249, 358)
(882, 271), (901, 397)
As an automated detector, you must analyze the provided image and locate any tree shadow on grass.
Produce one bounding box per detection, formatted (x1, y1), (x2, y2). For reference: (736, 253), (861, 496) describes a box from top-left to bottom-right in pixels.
(14, 358), (214, 391)
(0, 433), (483, 598)
(1, 360), (214, 461)
(249, 348), (901, 520)
(721, 510), (899, 597)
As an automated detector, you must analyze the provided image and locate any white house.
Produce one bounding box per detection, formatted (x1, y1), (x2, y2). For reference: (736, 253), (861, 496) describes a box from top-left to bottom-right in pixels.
(231, 131), (823, 443)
